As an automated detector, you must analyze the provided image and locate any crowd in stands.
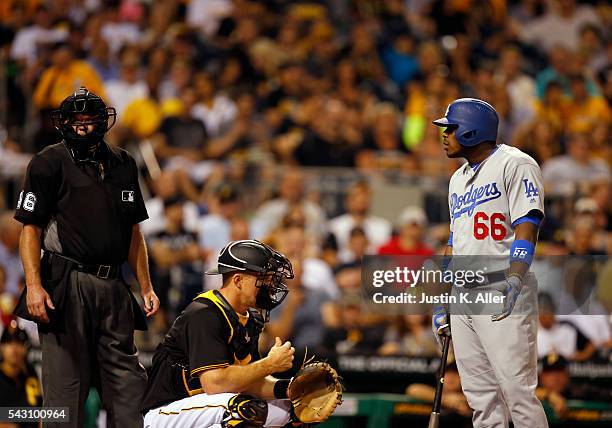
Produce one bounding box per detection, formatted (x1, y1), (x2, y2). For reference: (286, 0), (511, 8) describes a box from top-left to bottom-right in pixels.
(0, 0), (610, 402)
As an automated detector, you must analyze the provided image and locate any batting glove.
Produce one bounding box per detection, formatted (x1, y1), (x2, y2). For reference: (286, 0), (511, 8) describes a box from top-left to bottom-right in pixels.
(491, 275), (523, 322)
(432, 305), (450, 350)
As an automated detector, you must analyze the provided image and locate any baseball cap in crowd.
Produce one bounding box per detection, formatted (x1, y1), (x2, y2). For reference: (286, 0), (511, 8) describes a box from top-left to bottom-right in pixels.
(0, 320), (29, 345)
(574, 198), (598, 214)
(215, 183), (239, 204)
(541, 353), (568, 372)
(162, 195), (184, 210)
(398, 206), (428, 227)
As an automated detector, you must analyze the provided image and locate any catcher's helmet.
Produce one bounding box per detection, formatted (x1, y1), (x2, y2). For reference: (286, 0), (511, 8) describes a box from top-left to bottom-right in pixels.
(432, 98), (498, 146)
(206, 240), (294, 312)
(52, 87), (116, 143)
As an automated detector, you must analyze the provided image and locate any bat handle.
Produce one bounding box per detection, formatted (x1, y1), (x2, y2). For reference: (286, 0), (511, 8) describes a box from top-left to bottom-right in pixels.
(431, 335), (451, 418)
(428, 412), (440, 428)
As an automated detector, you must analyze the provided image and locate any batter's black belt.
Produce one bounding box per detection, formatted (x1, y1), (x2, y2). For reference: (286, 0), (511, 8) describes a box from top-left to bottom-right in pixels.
(48, 252), (121, 279)
(483, 270), (507, 284)
(462, 269), (507, 287)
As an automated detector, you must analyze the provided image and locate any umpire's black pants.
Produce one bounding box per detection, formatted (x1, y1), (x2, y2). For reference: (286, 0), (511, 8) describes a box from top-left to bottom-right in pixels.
(39, 270), (147, 428)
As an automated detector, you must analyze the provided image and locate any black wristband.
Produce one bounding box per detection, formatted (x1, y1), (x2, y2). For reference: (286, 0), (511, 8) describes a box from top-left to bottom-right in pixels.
(274, 379), (290, 399)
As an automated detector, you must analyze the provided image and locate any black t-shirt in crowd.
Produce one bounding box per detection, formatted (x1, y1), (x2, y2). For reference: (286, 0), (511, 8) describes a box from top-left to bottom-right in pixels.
(294, 131), (357, 167)
(140, 290), (264, 413)
(0, 364), (43, 428)
(159, 116), (207, 151)
(14, 142), (148, 265)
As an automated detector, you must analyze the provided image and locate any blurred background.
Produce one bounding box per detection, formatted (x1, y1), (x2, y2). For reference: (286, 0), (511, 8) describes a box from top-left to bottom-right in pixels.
(0, 0), (610, 426)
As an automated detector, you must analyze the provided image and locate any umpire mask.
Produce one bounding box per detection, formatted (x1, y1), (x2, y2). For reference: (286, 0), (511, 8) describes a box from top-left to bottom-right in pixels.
(52, 87), (116, 162)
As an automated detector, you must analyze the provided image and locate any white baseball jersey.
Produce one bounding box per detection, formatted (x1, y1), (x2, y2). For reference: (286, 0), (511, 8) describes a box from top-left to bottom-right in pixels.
(448, 145), (544, 267)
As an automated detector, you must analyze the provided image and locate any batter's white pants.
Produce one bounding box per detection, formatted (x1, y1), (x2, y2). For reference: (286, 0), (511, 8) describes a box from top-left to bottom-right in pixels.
(143, 393), (292, 428)
(450, 274), (549, 428)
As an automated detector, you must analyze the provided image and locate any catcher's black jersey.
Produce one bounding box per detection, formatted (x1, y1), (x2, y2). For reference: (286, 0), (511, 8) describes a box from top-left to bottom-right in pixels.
(140, 290), (264, 413)
(14, 142), (148, 264)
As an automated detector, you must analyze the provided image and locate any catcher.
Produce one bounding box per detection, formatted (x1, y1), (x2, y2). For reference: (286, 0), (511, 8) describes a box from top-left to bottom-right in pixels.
(141, 239), (342, 427)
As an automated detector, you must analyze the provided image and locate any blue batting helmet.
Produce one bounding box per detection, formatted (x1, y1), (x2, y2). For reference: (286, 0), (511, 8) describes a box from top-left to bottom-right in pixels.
(432, 98), (499, 146)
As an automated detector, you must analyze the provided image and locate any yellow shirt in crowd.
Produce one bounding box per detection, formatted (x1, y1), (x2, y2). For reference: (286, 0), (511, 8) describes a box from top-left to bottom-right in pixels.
(33, 60), (106, 109)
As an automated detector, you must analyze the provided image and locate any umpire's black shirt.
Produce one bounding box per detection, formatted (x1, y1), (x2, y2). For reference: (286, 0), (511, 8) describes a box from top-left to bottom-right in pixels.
(14, 141), (148, 264)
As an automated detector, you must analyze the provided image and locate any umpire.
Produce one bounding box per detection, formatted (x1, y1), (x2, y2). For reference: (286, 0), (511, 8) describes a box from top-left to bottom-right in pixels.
(13, 87), (160, 427)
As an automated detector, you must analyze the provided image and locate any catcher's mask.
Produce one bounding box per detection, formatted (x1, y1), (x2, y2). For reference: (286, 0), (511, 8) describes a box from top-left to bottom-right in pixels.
(52, 87), (116, 162)
(206, 240), (294, 316)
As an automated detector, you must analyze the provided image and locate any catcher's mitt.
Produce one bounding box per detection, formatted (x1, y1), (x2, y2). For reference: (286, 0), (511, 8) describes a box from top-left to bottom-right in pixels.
(287, 361), (343, 424)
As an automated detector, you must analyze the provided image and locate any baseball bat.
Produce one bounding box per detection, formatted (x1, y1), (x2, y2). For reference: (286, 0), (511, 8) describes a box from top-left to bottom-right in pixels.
(428, 334), (451, 428)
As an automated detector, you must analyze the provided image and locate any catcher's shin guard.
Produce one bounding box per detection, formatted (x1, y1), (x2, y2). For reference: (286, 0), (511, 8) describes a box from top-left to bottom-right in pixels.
(222, 394), (268, 428)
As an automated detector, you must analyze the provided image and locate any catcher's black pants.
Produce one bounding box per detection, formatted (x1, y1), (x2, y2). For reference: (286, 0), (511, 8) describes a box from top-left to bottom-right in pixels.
(39, 270), (147, 428)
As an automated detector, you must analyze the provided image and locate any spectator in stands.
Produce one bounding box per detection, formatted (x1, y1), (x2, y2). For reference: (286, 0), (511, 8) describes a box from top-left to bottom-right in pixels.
(153, 86), (207, 164)
(537, 293), (597, 361)
(191, 71), (237, 138)
(517, 0), (601, 53)
(406, 362), (471, 418)
(251, 169), (327, 240)
(159, 59), (193, 102)
(104, 50), (149, 117)
(99, 3), (141, 56)
(140, 170), (200, 237)
(267, 259), (331, 349)
(263, 62), (307, 110)
(86, 38), (118, 82)
(566, 215), (606, 256)
(566, 74), (611, 134)
(320, 233), (340, 272)
(292, 97), (362, 167)
(186, 0), (233, 38)
(381, 31), (419, 88)
(273, 223), (337, 299)
(356, 103), (411, 171)
(578, 24), (607, 75)
(536, 353), (612, 417)
(322, 292), (386, 355)
(33, 43), (105, 110)
(198, 183), (242, 261)
(32, 41), (105, 149)
(0, 211), (23, 297)
(329, 181), (392, 256)
(0, 320), (42, 427)
(337, 226), (369, 265)
(588, 181), (612, 232)
(542, 132), (610, 196)
(9, 5), (66, 68)
(494, 45), (536, 124)
(378, 206), (434, 256)
(148, 196), (205, 331)
(379, 314), (438, 357)
(533, 79), (570, 136)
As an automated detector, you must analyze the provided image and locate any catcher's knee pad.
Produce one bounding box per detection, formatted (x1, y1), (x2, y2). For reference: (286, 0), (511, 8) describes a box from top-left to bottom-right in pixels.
(222, 394), (268, 428)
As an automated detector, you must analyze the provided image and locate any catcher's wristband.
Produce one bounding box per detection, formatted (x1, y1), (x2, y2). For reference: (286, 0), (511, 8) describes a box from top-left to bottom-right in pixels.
(274, 379), (290, 399)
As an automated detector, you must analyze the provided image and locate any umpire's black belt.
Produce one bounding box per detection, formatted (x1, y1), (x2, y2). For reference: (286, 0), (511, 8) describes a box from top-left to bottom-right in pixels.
(48, 252), (121, 279)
